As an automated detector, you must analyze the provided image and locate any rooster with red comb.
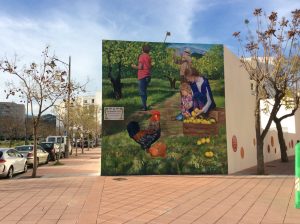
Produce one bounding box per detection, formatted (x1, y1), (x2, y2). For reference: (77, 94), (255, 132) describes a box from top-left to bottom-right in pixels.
(127, 110), (163, 153)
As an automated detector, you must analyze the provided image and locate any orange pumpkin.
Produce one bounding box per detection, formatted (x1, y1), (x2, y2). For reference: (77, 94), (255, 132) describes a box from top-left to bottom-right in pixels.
(148, 142), (167, 158)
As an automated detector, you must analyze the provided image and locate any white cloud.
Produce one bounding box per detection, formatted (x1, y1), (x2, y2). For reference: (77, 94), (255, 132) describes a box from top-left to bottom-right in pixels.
(0, 0), (204, 114)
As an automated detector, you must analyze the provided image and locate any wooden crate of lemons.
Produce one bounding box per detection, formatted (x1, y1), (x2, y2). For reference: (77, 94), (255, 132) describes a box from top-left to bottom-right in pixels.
(183, 107), (225, 137)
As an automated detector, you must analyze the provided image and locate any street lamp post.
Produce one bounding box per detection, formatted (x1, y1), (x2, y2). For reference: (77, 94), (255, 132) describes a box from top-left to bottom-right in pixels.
(66, 56), (71, 157)
(53, 56), (71, 158)
(25, 97), (29, 145)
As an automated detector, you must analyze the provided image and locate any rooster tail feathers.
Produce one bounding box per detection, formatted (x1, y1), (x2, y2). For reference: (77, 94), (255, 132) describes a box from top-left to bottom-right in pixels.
(127, 121), (140, 138)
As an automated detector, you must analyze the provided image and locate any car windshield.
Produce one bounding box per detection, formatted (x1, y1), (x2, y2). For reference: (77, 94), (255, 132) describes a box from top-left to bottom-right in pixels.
(40, 143), (53, 149)
(16, 146), (33, 151)
(48, 137), (56, 143)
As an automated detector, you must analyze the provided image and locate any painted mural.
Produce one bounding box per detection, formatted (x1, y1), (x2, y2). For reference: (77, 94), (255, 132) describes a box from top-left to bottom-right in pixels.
(101, 40), (227, 175)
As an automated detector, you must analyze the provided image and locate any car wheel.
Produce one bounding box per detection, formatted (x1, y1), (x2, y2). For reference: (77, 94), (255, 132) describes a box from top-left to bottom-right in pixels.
(24, 163), (28, 173)
(7, 167), (13, 179)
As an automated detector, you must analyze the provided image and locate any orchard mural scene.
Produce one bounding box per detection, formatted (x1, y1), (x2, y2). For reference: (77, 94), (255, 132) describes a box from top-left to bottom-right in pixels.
(101, 40), (227, 175)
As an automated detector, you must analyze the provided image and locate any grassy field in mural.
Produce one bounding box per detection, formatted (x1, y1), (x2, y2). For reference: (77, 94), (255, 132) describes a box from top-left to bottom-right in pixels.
(102, 126), (227, 175)
(102, 78), (227, 175)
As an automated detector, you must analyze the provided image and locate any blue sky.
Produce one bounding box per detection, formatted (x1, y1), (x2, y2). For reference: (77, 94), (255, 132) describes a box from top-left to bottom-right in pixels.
(0, 0), (299, 112)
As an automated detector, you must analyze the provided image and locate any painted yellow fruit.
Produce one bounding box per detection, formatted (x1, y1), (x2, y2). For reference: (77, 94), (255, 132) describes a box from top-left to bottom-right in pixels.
(209, 118), (216, 123)
(206, 138), (210, 144)
(205, 151), (214, 158)
(197, 140), (201, 145)
(201, 138), (206, 144)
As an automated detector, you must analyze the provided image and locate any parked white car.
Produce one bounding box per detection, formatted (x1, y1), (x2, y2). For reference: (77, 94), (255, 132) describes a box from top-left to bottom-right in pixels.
(0, 148), (28, 179)
(15, 145), (49, 166)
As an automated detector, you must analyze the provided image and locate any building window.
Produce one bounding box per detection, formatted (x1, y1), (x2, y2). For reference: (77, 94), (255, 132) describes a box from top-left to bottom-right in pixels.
(92, 99), (95, 103)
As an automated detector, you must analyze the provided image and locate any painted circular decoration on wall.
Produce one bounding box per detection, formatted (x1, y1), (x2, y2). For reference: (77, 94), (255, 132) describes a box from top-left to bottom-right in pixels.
(271, 136), (274, 147)
(267, 145), (270, 153)
(275, 148), (277, 154)
(291, 140), (294, 148)
(240, 147), (244, 159)
(232, 135), (238, 152)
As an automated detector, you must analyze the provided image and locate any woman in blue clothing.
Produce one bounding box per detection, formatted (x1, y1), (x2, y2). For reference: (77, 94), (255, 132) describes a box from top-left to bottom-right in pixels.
(185, 67), (216, 116)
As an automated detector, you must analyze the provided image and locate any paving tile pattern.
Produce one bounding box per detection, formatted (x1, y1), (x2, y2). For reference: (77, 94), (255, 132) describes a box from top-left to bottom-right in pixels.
(0, 175), (299, 224)
(0, 148), (299, 223)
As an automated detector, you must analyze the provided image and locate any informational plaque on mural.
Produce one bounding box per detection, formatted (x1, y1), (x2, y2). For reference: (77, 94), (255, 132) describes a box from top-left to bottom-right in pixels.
(104, 107), (124, 120)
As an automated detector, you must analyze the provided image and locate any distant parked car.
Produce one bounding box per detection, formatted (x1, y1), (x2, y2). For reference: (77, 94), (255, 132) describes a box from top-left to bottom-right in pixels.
(74, 138), (96, 148)
(39, 142), (60, 161)
(0, 148), (27, 179)
(15, 145), (49, 166)
(46, 136), (68, 157)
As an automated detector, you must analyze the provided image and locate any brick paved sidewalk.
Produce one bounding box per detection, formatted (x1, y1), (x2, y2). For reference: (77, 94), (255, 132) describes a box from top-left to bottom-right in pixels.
(0, 175), (299, 223)
(234, 156), (295, 175)
(0, 148), (299, 224)
(15, 147), (101, 179)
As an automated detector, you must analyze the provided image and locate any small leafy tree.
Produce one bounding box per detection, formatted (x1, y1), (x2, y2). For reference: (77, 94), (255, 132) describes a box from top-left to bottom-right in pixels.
(193, 45), (224, 80)
(165, 48), (179, 89)
(233, 9), (300, 173)
(0, 47), (83, 177)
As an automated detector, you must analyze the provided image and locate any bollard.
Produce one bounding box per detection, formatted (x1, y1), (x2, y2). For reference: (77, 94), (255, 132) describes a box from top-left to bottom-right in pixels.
(295, 142), (300, 208)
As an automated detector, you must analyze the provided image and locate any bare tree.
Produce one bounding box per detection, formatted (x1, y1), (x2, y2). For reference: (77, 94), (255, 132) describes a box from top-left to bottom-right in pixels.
(0, 47), (84, 177)
(233, 9), (300, 173)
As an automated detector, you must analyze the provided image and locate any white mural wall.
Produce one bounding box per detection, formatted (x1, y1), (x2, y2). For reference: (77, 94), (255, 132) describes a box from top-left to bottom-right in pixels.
(224, 47), (300, 174)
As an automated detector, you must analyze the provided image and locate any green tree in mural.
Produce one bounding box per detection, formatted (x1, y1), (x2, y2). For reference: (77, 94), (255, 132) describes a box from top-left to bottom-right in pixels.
(233, 8), (300, 173)
(193, 45), (224, 80)
(103, 40), (181, 99)
(161, 47), (179, 89)
(103, 41), (141, 99)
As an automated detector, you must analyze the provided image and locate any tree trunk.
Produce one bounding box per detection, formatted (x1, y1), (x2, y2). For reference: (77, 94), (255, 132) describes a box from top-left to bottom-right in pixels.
(69, 141), (73, 155)
(107, 52), (122, 99)
(111, 77), (122, 99)
(167, 76), (176, 89)
(32, 126), (38, 178)
(81, 137), (84, 154)
(255, 98), (265, 175)
(171, 79), (176, 89)
(256, 136), (265, 174)
(75, 137), (78, 156)
(274, 118), (288, 162)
